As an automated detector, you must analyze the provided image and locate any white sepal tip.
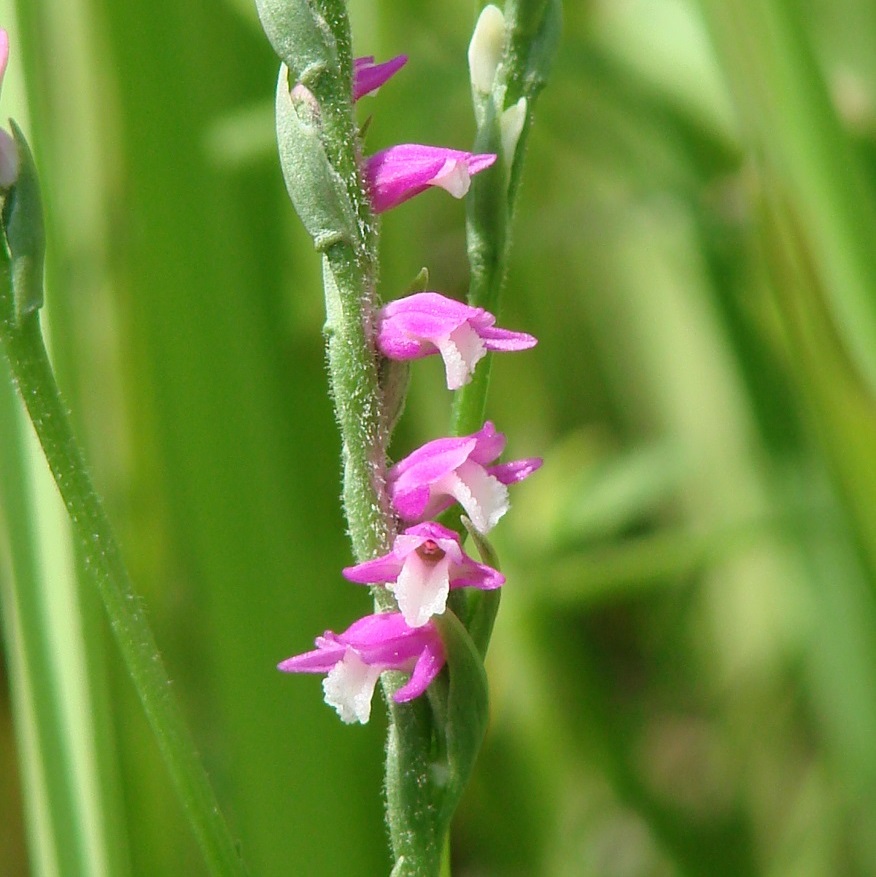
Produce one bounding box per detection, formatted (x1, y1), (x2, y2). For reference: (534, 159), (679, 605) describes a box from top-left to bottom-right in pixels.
(501, 97), (527, 170)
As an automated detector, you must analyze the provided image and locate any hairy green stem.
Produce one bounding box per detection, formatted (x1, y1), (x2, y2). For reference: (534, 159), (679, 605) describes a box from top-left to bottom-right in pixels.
(0, 311), (248, 877)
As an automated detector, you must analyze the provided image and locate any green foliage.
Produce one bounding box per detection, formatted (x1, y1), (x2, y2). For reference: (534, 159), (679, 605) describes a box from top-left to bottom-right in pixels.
(7, 0), (876, 875)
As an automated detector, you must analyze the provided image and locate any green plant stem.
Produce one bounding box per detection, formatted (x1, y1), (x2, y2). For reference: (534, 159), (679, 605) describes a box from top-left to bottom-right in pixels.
(0, 312), (248, 877)
(0, 361), (82, 876)
(439, 835), (452, 877)
(449, 0), (561, 646)
(322, 243), (394, 565)
(451, 105), (505, 438)
(451, 0), (561, 436)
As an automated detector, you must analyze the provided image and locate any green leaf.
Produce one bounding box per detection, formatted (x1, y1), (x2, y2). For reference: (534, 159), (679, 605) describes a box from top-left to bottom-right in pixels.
(461, 515), (501, 571)
(432, 610), (490, 827)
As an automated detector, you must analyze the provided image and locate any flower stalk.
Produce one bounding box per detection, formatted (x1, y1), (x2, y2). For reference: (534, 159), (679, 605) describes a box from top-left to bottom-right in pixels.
(261, 0), (392, 562)
(453, 0), (562, 437)
(258, 3), (558, 875)
(447, 0), (561, 655)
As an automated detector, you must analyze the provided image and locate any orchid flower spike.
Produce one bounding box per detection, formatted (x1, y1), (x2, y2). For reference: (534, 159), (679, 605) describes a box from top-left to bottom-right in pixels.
(388, 421), (542, 534)
(377, 291), (536, 390)
(278, 613), (445, 724)
(353, 54), (407, 101)
(344, 522), (505, 627)
(364, 144), (496, 213)
(0, 29), (19, 188)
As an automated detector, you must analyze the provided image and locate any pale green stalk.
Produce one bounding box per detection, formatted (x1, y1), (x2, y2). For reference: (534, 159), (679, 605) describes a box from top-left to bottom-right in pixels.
(0, 130), (248, 877)
(0, 360), (81, 877)
(449, 0), (561, 649)
(452, 0), (562, 436)
(2, 8), (133, 871)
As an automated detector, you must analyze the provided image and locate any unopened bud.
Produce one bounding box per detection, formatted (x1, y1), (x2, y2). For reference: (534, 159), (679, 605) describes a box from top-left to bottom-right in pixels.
(0, 128), (19, 189)
(500, 98), (527, 169)
(468, 5), (505, 95)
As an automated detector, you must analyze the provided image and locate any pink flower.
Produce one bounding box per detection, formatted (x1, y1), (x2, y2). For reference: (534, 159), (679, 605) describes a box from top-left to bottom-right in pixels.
(278, 613), (445, 724)
(0, 29), (8, 86)
(388, 421), (542, 534)
(0, 29), (18, 188)
(343, 522), (504, 627)
(377, 291), (537, 390)
(364, 144), (496, 212)
(353, 54), (407, 101)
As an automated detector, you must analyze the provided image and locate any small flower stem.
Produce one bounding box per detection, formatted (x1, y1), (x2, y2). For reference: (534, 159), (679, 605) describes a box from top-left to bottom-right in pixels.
(450, 108), (506, 438)
(439, 834), (452, 877)
(449, 0), (561, 652)
(0, 363), (84, 876)
(452, 0), (561, 438)
(0, 309), (248, 877)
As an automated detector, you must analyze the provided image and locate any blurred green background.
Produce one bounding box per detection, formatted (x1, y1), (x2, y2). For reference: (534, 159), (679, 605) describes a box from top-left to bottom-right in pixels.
(5, 0), (876, 874)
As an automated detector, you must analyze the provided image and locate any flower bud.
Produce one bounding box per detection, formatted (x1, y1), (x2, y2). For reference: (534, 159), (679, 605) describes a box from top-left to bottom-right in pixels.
(500, 97), (527, 169)
(468, 5), (505, 95)
(0, 128), (19, 189)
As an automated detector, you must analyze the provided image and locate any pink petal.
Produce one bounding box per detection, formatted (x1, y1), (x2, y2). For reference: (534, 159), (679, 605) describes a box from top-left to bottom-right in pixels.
(277, 641), (346, 673)
(343, 554), (404, 585)
(340, 611), (413, 649)
(379, 293), (470, 341)
(364, 144), (497, 212)
(489, 457), (543, 485)
(394, 639), (446, 702)
(353, 54), (407, 101)
(450, 558), (505, 590)
(478, 325), (538, 351)
(0, 29), (8, 89)
(390, 435), (478, 480)
(467, 421), (506, 466)
(389, 482), (437, 522)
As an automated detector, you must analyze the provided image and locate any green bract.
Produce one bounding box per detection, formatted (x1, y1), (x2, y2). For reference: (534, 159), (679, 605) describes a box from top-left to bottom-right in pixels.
(255, 0), (339, 83)
(2, 123), (45, 324)
(385, 610), (489, 877)
(275, 67), (359, 251)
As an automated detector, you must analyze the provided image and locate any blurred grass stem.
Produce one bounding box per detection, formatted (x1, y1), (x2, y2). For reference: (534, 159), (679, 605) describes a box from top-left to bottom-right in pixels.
(0, 308), (248, 877)
(697, 0), (876, 396)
